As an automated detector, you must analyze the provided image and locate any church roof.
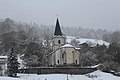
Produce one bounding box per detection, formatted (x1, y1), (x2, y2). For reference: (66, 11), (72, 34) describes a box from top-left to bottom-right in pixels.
(62, 44), (74, 48)
(54, 18), (62, 36)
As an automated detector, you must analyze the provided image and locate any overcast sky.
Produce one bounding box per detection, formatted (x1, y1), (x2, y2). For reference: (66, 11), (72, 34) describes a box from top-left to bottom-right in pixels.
(0, 0), (120, 31)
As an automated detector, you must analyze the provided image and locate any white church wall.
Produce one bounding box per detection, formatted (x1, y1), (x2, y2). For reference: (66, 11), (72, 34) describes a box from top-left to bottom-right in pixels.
(62, 47), (80, 65)
(52, 36), (65, 50)
(62, 48), (74, 64)
(73, 51), (80, 65)
(51, 54), (55, 65)
(55, 49), (61, 65)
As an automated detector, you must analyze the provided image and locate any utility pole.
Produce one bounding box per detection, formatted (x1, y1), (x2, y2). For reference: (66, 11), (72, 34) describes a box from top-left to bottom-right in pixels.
(67, 66), (69, 80)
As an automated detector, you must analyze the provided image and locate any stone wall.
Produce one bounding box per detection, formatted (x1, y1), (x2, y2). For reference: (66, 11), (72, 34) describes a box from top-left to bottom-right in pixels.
(19, 67), (97, 75)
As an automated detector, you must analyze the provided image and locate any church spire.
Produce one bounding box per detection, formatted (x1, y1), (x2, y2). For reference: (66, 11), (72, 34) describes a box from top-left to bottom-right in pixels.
(54, 18), (62, 36)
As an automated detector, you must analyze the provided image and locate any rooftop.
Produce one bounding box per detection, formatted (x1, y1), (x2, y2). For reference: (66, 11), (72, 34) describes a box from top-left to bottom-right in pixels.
(62, 44), (74, 48)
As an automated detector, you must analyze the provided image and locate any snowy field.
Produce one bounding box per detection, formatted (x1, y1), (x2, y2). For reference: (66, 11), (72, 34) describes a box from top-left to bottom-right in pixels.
(0, 70), (120, 80)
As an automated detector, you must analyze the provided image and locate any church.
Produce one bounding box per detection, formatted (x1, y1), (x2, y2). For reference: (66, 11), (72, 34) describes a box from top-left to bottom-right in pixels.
(48, 18), (80, 67)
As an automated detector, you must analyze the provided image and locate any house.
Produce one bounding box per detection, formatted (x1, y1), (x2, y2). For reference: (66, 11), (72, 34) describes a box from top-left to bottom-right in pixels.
(48, 18), (80, 67)
(0, 56), (7, 76)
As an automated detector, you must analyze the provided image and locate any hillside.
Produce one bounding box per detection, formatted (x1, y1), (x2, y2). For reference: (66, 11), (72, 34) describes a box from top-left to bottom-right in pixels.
(66, 36), (110, 47)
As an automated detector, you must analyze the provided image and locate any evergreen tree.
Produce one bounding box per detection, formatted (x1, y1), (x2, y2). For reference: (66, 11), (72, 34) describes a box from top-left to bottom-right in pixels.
(7, 48), (19, 77)
(101, 43), (120, 72)
(106, 43), (120, 62)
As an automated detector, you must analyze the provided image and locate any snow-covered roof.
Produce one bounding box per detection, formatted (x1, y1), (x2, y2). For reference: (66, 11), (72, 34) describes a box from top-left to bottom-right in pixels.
(62, 44), (74, 48)
(75, 47), (81, 50)
(0, 56), (7, 59)
(77, 38), (110, 46)
(66, 36), (110, 47)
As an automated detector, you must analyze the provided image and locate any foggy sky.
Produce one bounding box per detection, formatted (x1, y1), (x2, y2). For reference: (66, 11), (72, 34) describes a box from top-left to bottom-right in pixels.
(0, 0), (120, 31)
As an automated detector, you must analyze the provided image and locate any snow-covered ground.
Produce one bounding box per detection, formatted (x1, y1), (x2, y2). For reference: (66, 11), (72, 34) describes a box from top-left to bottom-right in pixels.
(0, 70), (120, 80)
(66, 36), (110, 47)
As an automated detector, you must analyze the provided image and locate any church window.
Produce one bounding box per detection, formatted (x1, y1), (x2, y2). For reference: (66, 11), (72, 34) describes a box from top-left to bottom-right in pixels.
(58, 40), (60, 44)
(58, 60), (59, 64)
(76, 60), (77, 64)
(62, 54), (64, 58)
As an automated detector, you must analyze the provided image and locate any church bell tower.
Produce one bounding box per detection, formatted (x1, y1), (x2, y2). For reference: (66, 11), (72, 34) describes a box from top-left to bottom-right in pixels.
(52, 18), (65, 51)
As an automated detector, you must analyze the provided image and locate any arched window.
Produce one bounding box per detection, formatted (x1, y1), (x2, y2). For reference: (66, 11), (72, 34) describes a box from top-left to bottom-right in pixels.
(62, 54), (64, 58)
(58, 40), (60, 44)
(58, 60), (60, 64)
(76, 60), (77, 64)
